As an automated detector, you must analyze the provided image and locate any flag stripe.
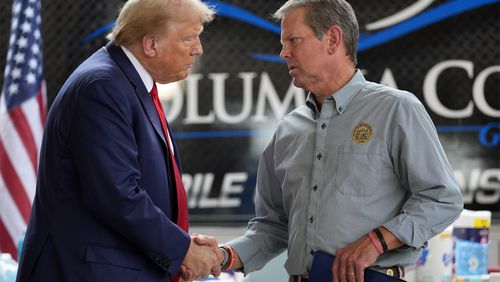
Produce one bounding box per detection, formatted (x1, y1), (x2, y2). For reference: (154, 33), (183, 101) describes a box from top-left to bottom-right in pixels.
(0, 140), (32, 222)
(0, 174), (26, 245)
(9, 106), (38, 173)
(0, 219), (17, 260)
(22, 97), (44, 161)
(0, 110), (37, 202)
(37, 83), (46, 127)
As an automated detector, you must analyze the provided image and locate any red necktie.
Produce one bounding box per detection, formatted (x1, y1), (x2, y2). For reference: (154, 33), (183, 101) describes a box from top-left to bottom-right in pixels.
(150, 84), (189, 282)
(150, 83), (189, 232)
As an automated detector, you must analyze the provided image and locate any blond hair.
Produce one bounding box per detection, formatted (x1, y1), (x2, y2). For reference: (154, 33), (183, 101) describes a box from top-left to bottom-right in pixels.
(107, 0), (215, 47)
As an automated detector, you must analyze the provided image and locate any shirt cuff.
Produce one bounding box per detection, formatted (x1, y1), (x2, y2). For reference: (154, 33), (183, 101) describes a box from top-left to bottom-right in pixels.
(383, 213), (428, 248)
(227, 236), (272, 275)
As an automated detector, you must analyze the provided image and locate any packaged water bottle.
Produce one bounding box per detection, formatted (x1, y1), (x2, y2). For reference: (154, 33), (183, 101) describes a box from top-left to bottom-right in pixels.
(0, 253), (18, 282)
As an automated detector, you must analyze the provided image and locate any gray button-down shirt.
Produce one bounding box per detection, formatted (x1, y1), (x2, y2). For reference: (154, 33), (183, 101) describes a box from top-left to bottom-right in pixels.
(228, 70), (463, 276)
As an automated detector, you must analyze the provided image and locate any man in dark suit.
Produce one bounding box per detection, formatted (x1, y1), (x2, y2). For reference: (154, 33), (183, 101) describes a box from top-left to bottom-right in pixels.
(16, 0), (221, 281)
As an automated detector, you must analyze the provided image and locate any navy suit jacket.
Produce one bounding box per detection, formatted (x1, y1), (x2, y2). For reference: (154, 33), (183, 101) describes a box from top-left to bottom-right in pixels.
(16, 43), (190, 282)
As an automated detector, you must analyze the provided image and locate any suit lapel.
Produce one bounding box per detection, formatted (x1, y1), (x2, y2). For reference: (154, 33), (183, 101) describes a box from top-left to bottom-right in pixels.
(105, 42), (167, 147)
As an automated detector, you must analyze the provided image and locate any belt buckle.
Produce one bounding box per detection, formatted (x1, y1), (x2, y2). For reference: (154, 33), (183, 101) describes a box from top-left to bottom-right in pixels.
(385, 266), (404, 278)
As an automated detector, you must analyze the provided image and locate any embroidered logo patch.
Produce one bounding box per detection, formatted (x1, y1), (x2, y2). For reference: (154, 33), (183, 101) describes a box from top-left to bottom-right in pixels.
(352, 122), (373, 144)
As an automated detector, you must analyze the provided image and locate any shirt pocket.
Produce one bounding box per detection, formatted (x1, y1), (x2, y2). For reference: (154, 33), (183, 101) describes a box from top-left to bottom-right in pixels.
(335, 142), (383, 196)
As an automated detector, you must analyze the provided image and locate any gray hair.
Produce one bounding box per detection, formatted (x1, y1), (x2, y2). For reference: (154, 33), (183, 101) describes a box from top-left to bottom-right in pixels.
(274, 0), (359, 65)
(107, 0), (215, 47)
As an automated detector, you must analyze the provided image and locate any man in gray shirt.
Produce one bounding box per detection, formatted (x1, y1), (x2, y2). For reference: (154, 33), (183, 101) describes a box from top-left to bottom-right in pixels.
(194, 0), (463, 281)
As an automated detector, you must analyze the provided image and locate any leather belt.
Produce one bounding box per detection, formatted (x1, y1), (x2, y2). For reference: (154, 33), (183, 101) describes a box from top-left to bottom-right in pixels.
(289, 275), (308, 282)
(369, 265), (405, 278)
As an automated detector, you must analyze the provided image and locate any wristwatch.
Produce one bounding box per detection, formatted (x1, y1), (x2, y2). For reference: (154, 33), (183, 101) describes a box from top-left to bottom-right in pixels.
(219, 246), (229, 269)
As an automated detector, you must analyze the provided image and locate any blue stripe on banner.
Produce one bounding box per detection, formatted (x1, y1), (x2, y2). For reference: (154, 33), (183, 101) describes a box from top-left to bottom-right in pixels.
(173, 124), (497, 138)
(175, 123), (494, 139)
(435, 125), (484, 133)
(80, 21), (115, 43)
(174, 124), (500, 148)
(358, 0), (500, 51)
(251, 53), (284, 63)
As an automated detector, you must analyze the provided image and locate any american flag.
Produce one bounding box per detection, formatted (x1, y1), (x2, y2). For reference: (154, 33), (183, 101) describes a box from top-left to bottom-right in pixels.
(0, 0), (46, 261)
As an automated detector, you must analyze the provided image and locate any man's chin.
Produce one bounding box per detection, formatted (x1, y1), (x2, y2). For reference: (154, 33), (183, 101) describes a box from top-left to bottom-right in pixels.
(170, 71), (190, 83)
(157, 72), (189, 84)
(291, 78), (305, 89)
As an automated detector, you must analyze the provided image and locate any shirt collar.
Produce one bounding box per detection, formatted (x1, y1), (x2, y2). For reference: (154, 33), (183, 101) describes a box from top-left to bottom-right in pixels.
(306, 69), (366, 116)
(121, 46), (154, 93)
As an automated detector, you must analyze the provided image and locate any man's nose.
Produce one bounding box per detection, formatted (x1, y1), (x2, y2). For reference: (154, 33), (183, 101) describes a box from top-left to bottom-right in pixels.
(193, 38), (203, 56)
(279, 45), (290, 59)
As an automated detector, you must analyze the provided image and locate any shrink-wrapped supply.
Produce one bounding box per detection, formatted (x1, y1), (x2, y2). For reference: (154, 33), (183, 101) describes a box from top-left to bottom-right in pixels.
(453, 210), (491, 277)
(403, 264), (417, 282)
(454, 275), (489, 282)
(415, 226), (453, 282)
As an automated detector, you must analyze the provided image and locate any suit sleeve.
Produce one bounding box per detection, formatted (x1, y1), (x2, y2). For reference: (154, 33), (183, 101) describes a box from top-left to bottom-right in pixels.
(69, 78), (190, 275)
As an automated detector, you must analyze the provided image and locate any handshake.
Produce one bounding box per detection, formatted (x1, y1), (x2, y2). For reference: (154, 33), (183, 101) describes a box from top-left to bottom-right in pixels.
(178, 234), (235, 281)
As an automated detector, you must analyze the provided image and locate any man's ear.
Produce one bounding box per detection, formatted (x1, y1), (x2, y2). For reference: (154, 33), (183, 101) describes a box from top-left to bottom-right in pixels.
(326, 26), (342, 55)
(142, 35), (157, 57)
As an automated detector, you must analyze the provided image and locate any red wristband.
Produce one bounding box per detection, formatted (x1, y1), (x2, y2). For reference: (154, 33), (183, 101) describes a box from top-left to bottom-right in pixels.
(221, 245), (236, 270)
(368, 231), (384, 254)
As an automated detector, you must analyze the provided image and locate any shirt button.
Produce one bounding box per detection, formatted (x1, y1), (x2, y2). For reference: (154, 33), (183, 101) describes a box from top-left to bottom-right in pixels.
(309, 216), (314, 223)
(321, 123), (326, 130)
(313, 185), (318, 191)
(316, 153), (322, 160)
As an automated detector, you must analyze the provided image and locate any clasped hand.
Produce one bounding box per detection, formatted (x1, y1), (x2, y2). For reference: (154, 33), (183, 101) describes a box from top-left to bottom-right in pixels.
(179, 234), (224, 282)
